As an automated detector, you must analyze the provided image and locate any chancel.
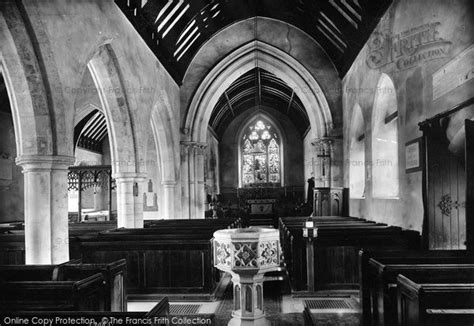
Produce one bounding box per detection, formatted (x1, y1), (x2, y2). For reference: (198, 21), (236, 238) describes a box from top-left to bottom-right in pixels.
(0, 0), (473, 325)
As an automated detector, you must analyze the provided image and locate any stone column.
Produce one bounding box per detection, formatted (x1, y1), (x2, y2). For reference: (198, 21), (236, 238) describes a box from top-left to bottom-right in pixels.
(181, 141), (207, 219)
(16, 155), (75, 265)
(311, 138), (333, 187)
(162, 180), (176, 219)
(114, 173), (146, 228)
(194, 143), (207, 220)
(180, 142), (191, 219)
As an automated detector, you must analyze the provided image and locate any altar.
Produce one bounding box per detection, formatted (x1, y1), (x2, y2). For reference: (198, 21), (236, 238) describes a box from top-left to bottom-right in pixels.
(247, 199), (277, 215)
(237, 187), (281, 215)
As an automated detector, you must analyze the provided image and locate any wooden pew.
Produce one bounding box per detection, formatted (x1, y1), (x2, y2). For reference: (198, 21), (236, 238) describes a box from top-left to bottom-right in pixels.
(15, 297), (170, 320)
(0, 232), (25, 264)
(279, 217), (420, 293)
(144, 218), (241, 229)
(76, 218), (240, 301)
(358, 249), (472, 326)
(0, 272), (106, 312)
(0, 221), (120, 264)
(397, 273), (474, 326)
(366, 253), (474, 326)
(0, 259), (126, 312)
(0, 218), (239, 264)
(60, 259), (127, 311)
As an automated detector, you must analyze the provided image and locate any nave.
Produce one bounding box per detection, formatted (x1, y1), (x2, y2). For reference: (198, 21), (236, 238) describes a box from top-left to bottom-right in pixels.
(0, 0), (473, 325)
(2, 214), (474, 325)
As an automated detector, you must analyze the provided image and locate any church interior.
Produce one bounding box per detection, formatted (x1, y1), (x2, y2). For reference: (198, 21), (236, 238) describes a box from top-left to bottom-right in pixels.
(0, 0), (473, 325)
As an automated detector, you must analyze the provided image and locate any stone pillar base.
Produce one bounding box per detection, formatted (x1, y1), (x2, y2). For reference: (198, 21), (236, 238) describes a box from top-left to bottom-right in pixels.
(228, 316), (270, 326)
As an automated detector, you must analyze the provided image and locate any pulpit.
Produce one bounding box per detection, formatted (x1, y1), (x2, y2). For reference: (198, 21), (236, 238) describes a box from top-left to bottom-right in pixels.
(312, 187), (348, 216)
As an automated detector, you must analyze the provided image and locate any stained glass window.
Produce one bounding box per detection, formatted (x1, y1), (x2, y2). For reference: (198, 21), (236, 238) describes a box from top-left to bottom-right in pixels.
(241, 119), (281, 186)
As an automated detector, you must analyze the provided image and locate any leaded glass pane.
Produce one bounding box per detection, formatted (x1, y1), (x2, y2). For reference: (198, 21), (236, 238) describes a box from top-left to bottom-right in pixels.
(243, 174), (254, 184)
(243, 139), (253, 154)
(243, 155), (254, 174)
(269, 174), (280, 183)
(268, 139), (278, 153)
(268, 153), (279, 174)
(240, 118), (281, 186)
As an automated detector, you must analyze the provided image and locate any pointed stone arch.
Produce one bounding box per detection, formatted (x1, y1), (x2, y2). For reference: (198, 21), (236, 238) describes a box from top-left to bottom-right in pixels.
(183, 41), (333, 143)
(0, 15), (53, 157)
(86, 43), (144, 227)
(0, 9), (74, 264)
(181, 41), (333, 219)
(87, 44), (137, 175)
(151, 94), (178, 218)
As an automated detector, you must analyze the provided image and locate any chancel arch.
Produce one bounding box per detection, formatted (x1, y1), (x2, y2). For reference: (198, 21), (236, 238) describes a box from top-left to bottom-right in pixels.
(184, 41), (333, 143)
(182, 41), (333, 219)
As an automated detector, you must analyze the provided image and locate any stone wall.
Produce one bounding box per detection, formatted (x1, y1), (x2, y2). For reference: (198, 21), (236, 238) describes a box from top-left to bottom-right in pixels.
(343, 0), (474, 231)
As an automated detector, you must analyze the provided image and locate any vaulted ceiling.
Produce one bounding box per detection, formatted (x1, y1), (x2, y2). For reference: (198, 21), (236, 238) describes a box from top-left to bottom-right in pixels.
(115, 0), (392, 84)
(210, 68), (309, 138)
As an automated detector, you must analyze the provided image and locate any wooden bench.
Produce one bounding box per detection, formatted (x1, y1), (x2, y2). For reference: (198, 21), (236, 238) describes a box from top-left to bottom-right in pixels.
(0, 272), (106, 312)
(0, 259), (125, 312)
(59, 259), (127, 311)
(279, 217), (420, 293)
(15, 297), (170, 319)
(397, 273), (474, 326)
(76, 218), (240, 301)
(358, 249), (472, 326)
(366, 253), (474, 326)
(0, 233), (25, 264)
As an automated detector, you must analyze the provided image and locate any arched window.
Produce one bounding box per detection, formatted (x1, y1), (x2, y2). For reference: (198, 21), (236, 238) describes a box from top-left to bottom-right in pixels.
(372, 74), (399, 198)
(349, 104), (366, 198)
(240, 117), (281, 186)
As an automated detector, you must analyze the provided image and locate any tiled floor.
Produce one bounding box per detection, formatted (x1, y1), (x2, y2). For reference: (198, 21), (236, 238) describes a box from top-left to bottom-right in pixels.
(128, 282), (361, 325)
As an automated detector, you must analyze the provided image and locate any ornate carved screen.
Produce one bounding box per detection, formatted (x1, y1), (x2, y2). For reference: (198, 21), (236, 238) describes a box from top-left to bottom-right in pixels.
(68, 165), (115, 222)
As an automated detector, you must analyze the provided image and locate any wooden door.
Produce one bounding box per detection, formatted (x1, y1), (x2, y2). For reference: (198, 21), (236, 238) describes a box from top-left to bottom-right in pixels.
(426, 122), (466, 249)
(465, 119), (474, 251)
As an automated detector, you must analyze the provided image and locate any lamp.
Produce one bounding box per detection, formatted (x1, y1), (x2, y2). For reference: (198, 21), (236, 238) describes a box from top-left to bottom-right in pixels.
(303, 216), (318, 240)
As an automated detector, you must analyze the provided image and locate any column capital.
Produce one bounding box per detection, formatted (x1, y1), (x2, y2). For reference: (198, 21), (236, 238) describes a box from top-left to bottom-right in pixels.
(16, 155), (75, 172)
(180, 141), (208, 154)
(310, 137), (335, 147)
(162, 180), (177, 187)
(113, 172), (147, 181)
